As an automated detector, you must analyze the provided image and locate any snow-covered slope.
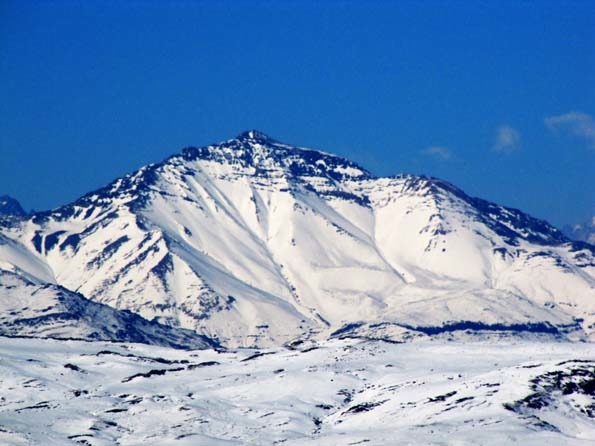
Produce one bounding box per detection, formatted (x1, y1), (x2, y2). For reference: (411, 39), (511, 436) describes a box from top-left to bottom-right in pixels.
(1, 131), (593, 347)
(0, 270), (217, 349)
(1, 336), (594, 445)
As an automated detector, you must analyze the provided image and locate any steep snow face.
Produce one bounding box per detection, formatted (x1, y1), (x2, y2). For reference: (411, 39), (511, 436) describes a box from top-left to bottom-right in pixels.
(0, 271), (217, 349)
(1, 131), (594, 347)
(1, 337), (595, 445)
(0, 233), (55, 283)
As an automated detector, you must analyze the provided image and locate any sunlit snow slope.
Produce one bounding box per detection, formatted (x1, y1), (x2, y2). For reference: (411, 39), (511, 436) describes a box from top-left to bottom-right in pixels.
(1, 131), (594, 347)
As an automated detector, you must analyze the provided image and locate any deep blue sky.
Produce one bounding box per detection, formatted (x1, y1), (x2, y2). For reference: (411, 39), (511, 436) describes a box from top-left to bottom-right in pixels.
(1, 0), (593, 227)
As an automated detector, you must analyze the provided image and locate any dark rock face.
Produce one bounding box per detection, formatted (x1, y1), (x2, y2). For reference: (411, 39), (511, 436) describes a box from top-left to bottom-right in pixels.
(181, 131), (372, 183)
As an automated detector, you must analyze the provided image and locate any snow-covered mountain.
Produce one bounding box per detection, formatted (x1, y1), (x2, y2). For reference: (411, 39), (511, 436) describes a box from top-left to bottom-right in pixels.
(1, 131), (594, 347)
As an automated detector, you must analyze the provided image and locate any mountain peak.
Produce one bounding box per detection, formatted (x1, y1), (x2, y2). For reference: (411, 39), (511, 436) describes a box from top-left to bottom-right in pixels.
(178, 132), (372, 183)
(0, 195), (25, 216)
(3, 132), (595, 349)
(235, 130), (276, 143)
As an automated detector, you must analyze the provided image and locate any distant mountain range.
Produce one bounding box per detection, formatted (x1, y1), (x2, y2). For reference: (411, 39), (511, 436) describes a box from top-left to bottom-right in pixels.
(564, 217), (595, 245)
(0, 195), (25, 217)
(1, 131), (593, 348)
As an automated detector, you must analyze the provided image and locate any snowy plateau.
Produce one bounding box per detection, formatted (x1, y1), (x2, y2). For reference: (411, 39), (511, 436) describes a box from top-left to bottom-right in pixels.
(0, 130), (594, 444)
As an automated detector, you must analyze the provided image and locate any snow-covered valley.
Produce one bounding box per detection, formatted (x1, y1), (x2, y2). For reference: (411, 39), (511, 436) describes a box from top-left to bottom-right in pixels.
(0, 336), (594, 445)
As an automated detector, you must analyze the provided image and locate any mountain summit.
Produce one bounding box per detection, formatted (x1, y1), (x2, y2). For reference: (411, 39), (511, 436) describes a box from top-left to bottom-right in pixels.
(0, 133), (593, 347)
(235, 129), (277, 142)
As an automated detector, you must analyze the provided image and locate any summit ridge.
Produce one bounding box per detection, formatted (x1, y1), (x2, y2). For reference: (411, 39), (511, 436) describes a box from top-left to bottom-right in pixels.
(235, 129), (276, 142)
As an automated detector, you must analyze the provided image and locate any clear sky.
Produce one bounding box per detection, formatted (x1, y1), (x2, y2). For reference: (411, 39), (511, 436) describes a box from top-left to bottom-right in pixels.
(1, 0), (593, 227)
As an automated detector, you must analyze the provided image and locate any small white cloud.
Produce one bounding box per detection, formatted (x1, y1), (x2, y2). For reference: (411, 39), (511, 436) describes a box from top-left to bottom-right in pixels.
(545, 111), (595, 149)
(421, 146), (451, 160)
(492, 125), (521, 153)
